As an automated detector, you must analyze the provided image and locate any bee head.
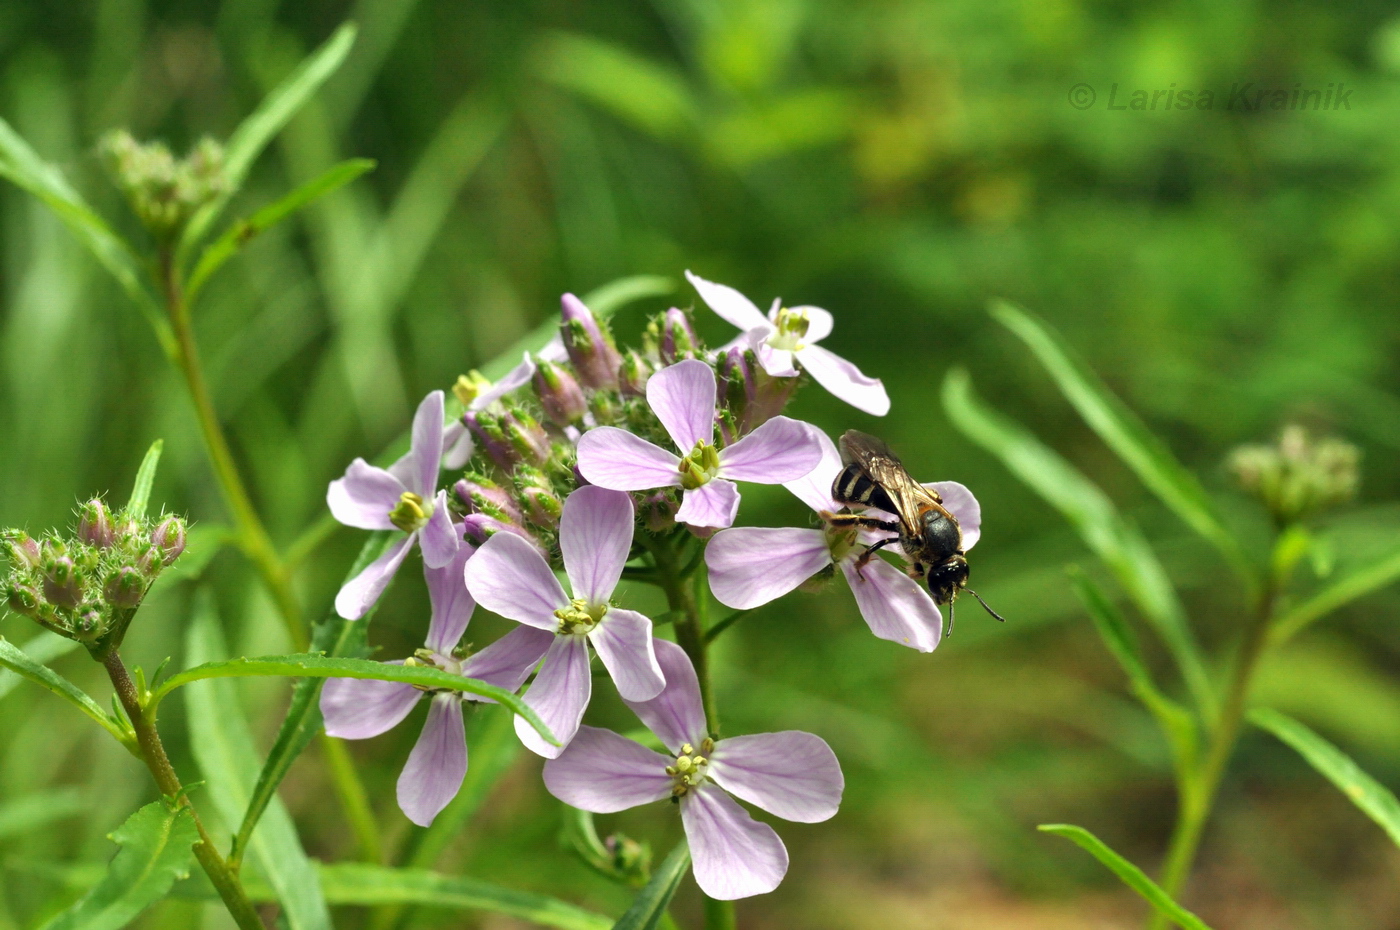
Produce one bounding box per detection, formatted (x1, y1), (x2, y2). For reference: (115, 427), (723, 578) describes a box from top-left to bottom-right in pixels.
(924, 556), (969, 605)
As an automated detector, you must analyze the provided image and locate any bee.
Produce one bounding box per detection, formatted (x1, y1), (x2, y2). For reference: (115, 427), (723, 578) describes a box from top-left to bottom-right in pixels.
(823, 430), (1005, 636)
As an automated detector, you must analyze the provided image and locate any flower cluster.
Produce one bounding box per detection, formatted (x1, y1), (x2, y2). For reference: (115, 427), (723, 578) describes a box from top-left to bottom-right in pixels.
(2, 500), (186, 658)
(99, 130), (228, 242)
(321, 273), (983, 898)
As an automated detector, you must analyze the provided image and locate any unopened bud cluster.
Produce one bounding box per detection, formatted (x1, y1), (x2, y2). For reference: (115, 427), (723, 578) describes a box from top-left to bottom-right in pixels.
(1229, 424), (1360, 525)
(99, 130), (228, 242)
(2, 499), (186, 656)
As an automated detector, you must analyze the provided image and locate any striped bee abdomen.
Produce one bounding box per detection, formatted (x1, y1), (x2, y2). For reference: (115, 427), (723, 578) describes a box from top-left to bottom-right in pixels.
(832, 464), (898, 513)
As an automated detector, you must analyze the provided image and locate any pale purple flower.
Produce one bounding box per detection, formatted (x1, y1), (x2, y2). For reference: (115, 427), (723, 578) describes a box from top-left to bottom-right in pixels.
(321, 535), (553, 826)
(327, 390), (460, 619)
(575, 359), (824, 529)
(442, 354), (539, 469)
(686, 270), (890, 416)
(544, 640), (843, 900)
(464, 485), (665, 758)
(705, 431), (981, 652)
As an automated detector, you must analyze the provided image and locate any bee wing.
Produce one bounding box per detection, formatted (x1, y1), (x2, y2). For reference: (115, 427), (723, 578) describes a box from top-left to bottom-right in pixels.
(838, 431), (949, 535)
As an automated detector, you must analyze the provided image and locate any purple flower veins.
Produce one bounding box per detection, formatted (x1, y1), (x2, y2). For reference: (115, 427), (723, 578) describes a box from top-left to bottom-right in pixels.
(321, 532), (553, 826)
(327, 390), (461, 619)
(705, 430), (982, 652)
(686, 270), (890, 417)
(464, 485), (666, 757)
(575, 359), (824, 529)
(544, 640), (843, 900)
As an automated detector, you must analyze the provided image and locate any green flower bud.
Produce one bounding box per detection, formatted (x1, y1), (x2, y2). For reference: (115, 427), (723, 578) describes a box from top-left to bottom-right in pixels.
(77, 499), (115, 548)
(1229, 425), (1360, 526)
(104, 566), (146, 609)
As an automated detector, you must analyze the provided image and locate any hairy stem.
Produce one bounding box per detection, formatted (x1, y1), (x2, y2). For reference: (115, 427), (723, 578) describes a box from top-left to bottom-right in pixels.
(1149, 551), (1287, 927)
(103, 652), (267, 930)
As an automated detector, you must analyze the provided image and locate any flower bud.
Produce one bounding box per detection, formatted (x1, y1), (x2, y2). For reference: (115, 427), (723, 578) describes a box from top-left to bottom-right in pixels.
(515, 467), (563, 529)
(104, 566), (146, 609)
(77, 499), (115, 548)
(718, 346), (797, 437)
(453, 370), (492, 409)
(5, 583), (41, 618)
(454, 475), (525, 525)
(3, 532), (41, 569)
(151, 516), (187, 566)
(561, 293), (622, 390)
(656, 308), (699, 364)
(99, 131), (228, 242)
(605, 833), (651, 882)
(466, 411), (518, 472)
(1228, 425), (1360, 526)
(135, 545), (165, 577)
(640, 490), (679, 534)
(73, 607), (103, 641)
(42, 557), (82, 609)
(532, 359), (588, 426)
(619, 350), (651, 398)
(503, 408), (552, 466)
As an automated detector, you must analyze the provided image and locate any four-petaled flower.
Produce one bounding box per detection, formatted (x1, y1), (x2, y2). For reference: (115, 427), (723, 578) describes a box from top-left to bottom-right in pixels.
(321, 531), (553, 826)
(328, 391), (460, 619)
(576, 359), (824, 529)
(705, 430), (981, 652)
(686, 270), (890, 416)
(544, 640), (843, 900)
(465, 486), (666, 757)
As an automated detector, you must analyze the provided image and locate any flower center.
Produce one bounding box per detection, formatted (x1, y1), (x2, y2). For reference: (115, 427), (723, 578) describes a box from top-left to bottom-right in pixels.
(824, 523), (859, 563)
(766, 307), (810, 352)
(403, 648), (463, 692)
(453, 370), (492, 407)
(677, 441), (721, 490)
(553, 597), (607, 635)
(389, 491), (431, 533)
(665, 739), (715, 798)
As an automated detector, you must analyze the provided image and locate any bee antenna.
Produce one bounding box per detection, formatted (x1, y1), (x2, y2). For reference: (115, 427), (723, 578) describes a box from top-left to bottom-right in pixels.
(967, 589), (1007, 623)
(944, 598), (956, 639)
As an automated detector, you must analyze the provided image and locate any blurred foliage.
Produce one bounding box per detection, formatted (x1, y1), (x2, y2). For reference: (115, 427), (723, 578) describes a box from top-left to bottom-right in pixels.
(4, 1), (1400, 928)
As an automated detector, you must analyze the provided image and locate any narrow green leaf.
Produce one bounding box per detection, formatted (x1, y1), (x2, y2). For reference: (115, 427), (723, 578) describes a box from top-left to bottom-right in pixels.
(0, 632), (79, 701)
(124, 439), (163, 520)
(1070, 570), (1199, 774)
(1037, 824), (1213, 930)
(0, 637), (129, 744)
(612, 840), (689, 930)
(186, 158), (376, 300)
(179, 23), (358, 254)
(39, 801), (199, 930)
(1251, 708), (1400, 847)
(184, 599), (332, 930)
(231, 531), (397, 867)
(157, 652), (554, 741)
(992, 302), (1247, 579)
(535, 32), (695, 138)
(312, 863), (612, 930)
(0, 788), (86, 839)
(1271, 543), (1400, 646)
(0, 117), (171, 354)
(942, 368), (1214, 717)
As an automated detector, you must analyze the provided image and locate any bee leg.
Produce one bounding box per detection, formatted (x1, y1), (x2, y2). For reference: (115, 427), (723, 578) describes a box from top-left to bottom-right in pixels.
(853, 536), (900, 580)
(819, 511), (900, 533)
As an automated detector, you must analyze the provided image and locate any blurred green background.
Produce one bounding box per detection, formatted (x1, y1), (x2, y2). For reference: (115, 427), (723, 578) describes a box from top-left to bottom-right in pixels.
(4, 1), (1400, 927)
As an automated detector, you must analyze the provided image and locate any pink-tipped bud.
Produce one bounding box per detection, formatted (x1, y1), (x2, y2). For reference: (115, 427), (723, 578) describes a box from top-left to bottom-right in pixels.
(42, 557), (82, 609)
(135, 545), (164, 576)
(3, 532), (41, 568)
(532, 359), (588, 426)
(151, 516), (187, 566)
(454, 475), (525, 525)
(503, 408), (552, 466)
(561, 293), (622, 390)
(640, 491), (679, 534)
(5, 583), (41, 618)
(657, 308), (699, 364)
(104, 566), (146, 609)
(77, 499), (116, 548)
(718, 345), (796, 438)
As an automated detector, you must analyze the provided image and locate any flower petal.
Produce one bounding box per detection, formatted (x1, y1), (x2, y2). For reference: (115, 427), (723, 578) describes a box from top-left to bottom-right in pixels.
(397, 694), (466, 827)
(589, 608), (664, 701)
(408, 390), (446, 496)
(646, 359), (716, 451)
(753, 336), (799, 378)
(516, 634), (591, 758)
(686, 270), (770, 333)
(542, 725), (672, 812)
(335, 534), (415, 620)
(425, 533), (475, 654)
(788, 304), (833, 343)
(327, 459), (404, 530)
(441, 420), (474, 470)
(795, 344), (890, 416)
(675, 479), (741, 529)
(705, 527), (831, 610)
(709, 731), (843, 823)
(560, 486), (635, 606)
(929, 480), (981, 550)
(622, 639), (707, 753)
(461, 626), (554, 698)
(719, 416), (823, 484)
(682, 784), (788, 900)
(418, 490), (460, 569)
(472, 354), (536, 410)
(576, 428), (682, 491)
(839, 557), (941, 652)
(781, 430), (843, 513)
(464, 531), (568, 630)
(320, 661), (420, 739)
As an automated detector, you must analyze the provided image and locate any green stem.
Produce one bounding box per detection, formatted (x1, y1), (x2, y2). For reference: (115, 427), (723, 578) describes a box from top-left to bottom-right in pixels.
(321, 734), (384, 864)
(703, 896), (737, 930)
(1148, 548), (1287, 928)
(158, 249), (306, 651)
(103, 652), (267, 930)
